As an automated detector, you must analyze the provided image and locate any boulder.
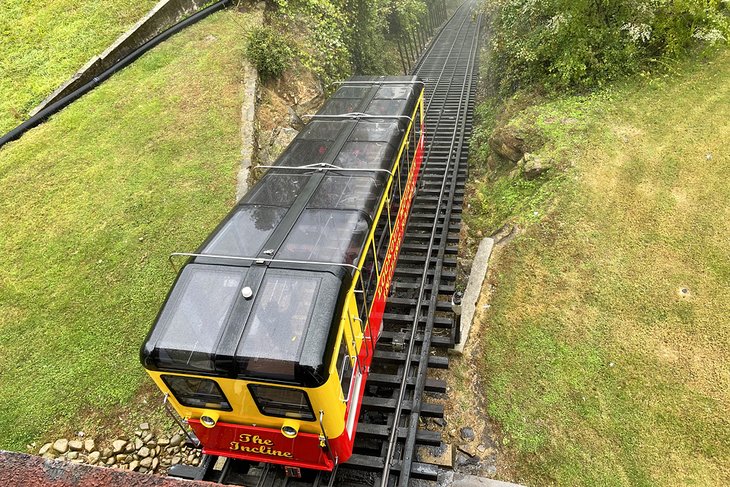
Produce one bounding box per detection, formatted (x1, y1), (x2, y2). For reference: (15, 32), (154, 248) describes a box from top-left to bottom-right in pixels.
(88, 451), (101, 464)
(489, 128), (525, 162)
(83, 439), (95, 452)
(520, 152), (549, 180)
(52, 439), (69, 455)
(140, 457), (153, 469)
(138, 447), (150, 458)
(68, 439), (83, 451)
(169, 434), (183, 447)
(112, 439), (127, 454)
(38, 443), (53, 456)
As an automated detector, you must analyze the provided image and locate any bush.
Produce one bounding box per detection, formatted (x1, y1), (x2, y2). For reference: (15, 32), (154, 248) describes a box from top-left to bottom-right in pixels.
(486, 0), (730, 93)
(246, 26), (293, 81)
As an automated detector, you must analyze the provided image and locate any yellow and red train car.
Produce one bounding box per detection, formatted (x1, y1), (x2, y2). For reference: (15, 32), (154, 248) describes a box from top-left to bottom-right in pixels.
(140, 76), (425, 471)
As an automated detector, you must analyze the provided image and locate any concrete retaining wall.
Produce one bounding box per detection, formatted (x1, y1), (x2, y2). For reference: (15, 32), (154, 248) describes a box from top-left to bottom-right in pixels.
(30, 0), (210, 116)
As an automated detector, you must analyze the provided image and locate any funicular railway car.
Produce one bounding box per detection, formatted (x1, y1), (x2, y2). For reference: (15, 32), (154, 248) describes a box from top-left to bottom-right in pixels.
(140, 76), (425, 472)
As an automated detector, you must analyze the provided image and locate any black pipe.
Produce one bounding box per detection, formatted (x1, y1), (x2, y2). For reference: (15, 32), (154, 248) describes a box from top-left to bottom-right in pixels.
(0, 0), (233, 150)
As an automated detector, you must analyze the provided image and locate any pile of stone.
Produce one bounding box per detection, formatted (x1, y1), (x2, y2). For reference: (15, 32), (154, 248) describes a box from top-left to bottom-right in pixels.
(36, 423), (202, 475)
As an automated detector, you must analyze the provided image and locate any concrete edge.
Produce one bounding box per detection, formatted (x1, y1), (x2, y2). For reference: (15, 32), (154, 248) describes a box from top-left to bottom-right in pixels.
(450, 473), (528, 487)
(452, 237), (494, 354)
(29, 0), (209, 117)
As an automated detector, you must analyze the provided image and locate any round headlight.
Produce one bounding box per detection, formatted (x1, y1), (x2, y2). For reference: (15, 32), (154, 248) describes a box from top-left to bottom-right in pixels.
(281, 423), (298, 438)
(200, 412), (219, 428)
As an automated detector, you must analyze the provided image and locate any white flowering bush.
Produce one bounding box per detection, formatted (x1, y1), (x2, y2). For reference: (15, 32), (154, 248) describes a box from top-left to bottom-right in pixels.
(486, 0), (730, 92)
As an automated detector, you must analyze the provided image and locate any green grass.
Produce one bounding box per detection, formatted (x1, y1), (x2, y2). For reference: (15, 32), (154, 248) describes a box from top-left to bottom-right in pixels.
(468, 50), (730, 486)
(0, 9), (256, 451)
(0, 0), (158, 134)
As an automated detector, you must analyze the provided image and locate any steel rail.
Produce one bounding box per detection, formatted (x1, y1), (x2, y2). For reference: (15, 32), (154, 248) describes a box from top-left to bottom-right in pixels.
(379, 3), (478, 485)
(397, 12), (482, 486)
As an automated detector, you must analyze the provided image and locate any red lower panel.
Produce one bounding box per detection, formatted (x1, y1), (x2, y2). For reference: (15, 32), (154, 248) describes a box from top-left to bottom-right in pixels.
(189, 420), (344, 470)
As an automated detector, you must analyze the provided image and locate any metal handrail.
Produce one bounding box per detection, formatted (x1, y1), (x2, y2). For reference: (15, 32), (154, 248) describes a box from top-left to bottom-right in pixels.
(303, 113), (413, 122)
(255, 162), (393, 177)
(168, 252), (358, 274)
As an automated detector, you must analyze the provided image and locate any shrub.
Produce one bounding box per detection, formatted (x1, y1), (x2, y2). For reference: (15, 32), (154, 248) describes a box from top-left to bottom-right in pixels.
(246, 26), (293, 81)
(485, 0), (730, 93)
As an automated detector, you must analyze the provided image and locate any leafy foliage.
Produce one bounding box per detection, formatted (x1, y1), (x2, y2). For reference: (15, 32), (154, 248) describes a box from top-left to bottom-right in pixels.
(485, 0), (730, 92)
(246, 25), (293, 81)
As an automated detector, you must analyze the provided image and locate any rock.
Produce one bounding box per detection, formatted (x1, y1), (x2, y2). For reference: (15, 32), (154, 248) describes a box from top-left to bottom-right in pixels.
(489, 128), (525, 162)
(71, 459), (85, 464)
(106, 457), (116, 466)
(169, 434), (183, 447)
(52, 439), (69, 454)
(149, 449), (156, 458)
(171, 455), (182, 465)
(134, 438), (144, 450)
(68, 439), (83, 451)
(433, 418), (446, 427)
(187, 453), (195, 463)
(138, 447), (150, 458)
(88, 451), (101, 464)
(139, 422), (150, 431)
(140, 457), (153, 469)
(67, 451), (79, 460)
(143, 433), (153, 443)
(485, 464), (497, 475)
(521, 152), (549, 180)
(112, 439), (127, 454)
(192, 457), (200, 466)
(147, 441), (157, 448)
(152, 457), (159, 470)
(83, 439), (95, 452)
(38, 443), (53, 456)
(155, 446), (161, 455)
(139, 467), (148, 474)
(42, 452), (56, 460)
(460, 427), (475, 442)
(124, 443), (135, 453)
(129, 460), (140, 471)
(115, 454), (127, 462)
(134, 430), (142, 438)
(101, 447), (112, 458)
(157, 437), (170, 447)
(288, 107), (305, 130)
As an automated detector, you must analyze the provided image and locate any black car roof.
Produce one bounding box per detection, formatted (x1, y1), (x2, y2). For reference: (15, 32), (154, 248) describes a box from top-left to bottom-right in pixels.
(141, 76), (423, 387)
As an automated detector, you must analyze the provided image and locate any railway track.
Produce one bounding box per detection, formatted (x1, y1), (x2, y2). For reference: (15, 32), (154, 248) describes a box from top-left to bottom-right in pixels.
(179, 2), (481, 485)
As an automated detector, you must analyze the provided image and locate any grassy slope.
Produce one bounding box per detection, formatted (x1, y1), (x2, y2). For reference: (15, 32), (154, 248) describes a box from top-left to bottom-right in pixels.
(0, 9), (254, 451)
(0, 0), (159, 134)
(470, 51), (730, 486)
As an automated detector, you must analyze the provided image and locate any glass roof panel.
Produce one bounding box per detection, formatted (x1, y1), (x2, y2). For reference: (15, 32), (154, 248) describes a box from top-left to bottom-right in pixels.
(333, 141), (393, 171)
(299, 120), (342, 141)
(278, 139), (332, 167)
(154, 265), (244, 366)
(246, 174), (309, 207)
(376, 85), (413, 99)
(308, 175), (383, 220)
(366, 99), (407, 116)
(277, 209), (369, 265)
(202, 205), (286, 258)
(237, 274), (320, 361)
(334, 86), (370, 99)
(321, 98), (360, 116)
(350, 121), (402, 142)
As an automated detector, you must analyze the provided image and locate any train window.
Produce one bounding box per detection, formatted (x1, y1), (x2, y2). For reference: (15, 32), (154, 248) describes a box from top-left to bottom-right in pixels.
(162, 375), (232, 411)
(246, 174), (308, 207)
(248, 384), (315, 421)
(337, 339), (353, 402)
(355, 243), (379, 319)
(308, 175), (382, 220)
(201, 205), (286, 259)
(278, 209), (369, 265)
(374, 204), (391, 272)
